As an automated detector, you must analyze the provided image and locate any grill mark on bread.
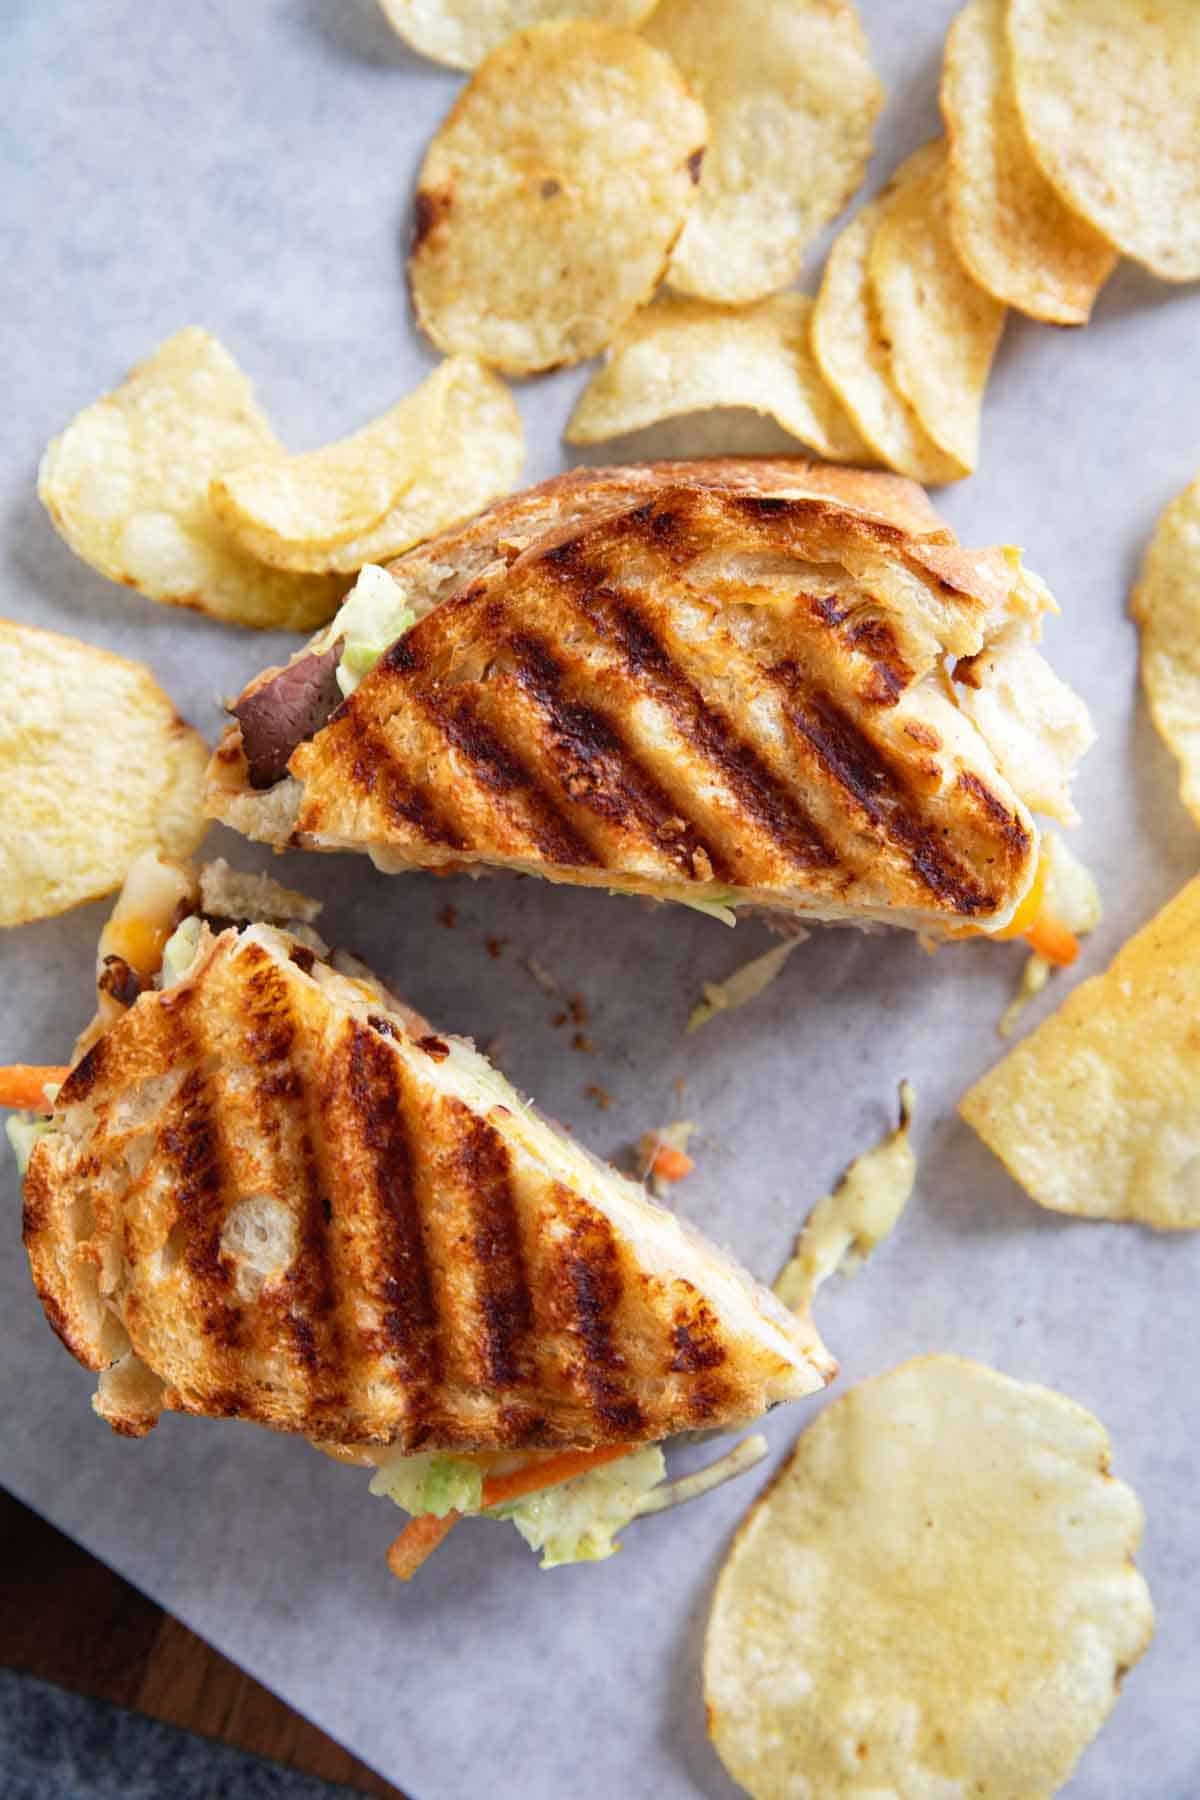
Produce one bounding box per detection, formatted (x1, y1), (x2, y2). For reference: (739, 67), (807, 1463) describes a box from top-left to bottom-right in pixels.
(554, 1200), (644, 1438)
(342, 1023), (440, 1416)
(417, 689), (600, 868)
(542, 558), (837, 874)
(454, 1110), (533, 1389)
(340, 715), (465, 849)
(956, 771), (1033, 860)
(771, 671), (998, 913)
(229, 946), (345, 1420)
(156, 1027), (243, 1356)
(505, 631), (730, 878)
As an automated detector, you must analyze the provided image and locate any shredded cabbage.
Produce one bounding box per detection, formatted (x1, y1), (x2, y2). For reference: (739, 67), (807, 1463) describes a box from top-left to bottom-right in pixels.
(159, 915), (203, 988)
(324, 565), (415, 698)
(688, 938), (798, 1032)
(369, 1451), (483, 1519)
(6, 1113), (53, 1177)
(490, 1446), (666, 1568)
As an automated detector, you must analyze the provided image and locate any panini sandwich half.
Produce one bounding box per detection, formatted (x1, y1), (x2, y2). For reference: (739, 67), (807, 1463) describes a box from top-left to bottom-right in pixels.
(208, 457), (1093, 942)
(6, 853), (833, 1576)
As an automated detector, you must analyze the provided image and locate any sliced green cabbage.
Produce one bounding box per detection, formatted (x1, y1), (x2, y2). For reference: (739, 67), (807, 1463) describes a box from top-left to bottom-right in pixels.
(5, 1113), (53, 1177)
(324, 564), (415, 698)
(160, 915), (203, 988)
(369, 1451), (483, 1519)
(488, 1446), (666, 1569)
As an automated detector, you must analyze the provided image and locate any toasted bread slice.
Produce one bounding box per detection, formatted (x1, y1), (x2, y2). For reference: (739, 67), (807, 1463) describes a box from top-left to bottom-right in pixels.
(24, 916), (832, 1446)
(208, 467), (1091, 935)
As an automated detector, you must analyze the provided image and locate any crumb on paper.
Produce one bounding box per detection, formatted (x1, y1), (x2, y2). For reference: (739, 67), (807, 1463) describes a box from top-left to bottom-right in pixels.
(552, 1010), (568, 1028)
(774, 1082), (916, 1313)
(523, 955), (561, 996)
(586, 1084), (612, 1110)
(568, 994), (588, 1025)
(572, 1032), (594, 1054)
(485, 935), (508, 959)
(638, 1119), (697, 1198)
(438, 904), (458, 929)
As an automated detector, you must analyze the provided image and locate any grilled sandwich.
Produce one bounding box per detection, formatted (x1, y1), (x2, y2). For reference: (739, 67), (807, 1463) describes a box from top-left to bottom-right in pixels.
(8, 853), (833, 1574)
(207, 458), (1093, 941)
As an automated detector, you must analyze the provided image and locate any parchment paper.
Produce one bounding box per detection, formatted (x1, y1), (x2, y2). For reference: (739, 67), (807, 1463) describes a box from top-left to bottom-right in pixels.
(3, 4), (1198, 1795)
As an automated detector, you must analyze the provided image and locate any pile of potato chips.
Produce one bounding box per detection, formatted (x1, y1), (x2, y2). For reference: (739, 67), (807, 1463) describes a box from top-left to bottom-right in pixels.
(391, 0), (1198, 480)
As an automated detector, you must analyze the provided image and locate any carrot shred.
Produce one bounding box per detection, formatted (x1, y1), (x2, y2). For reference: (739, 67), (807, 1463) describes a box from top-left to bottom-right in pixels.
(0, 1065), (69, 1111)
(384, 1443), (637, 1580)
(1025, 915), (1080, 967)
(386, 1511), (461, 1581)
(650, 1145), (694, 1183)
(480, 1442), (635, 1510)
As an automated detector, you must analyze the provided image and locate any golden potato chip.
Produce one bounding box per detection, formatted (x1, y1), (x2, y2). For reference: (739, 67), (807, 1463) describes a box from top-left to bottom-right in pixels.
(1008, 0), (1200, 283)
(1131, 471), (1200, 823)
(812, 207), (964, 486)
(565, 294), (870, 462)
(644, 0), (883, 305)
(0, 621), (208, 927)
(208, 357), (523, 574)
(774, 1083), (915, 1311)
(706, 1355), (1153, 1800)
(38, 330), (345, 631)
(941, 0), (1116, 322)
(377, 0), (661, 71)
(867, 140), (1006, 476)
(408, 21), (707, 376)
(962, 875), (1200, 1227)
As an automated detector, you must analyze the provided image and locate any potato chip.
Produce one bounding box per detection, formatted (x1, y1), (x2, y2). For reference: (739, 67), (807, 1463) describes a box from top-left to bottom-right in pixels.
(706, 1355), (1153, 1800)
(1131, 471), (1200, 823)
(1008, 0), (1200, 283)
(38, 329), (346, 631)
(962, 875), (1200, 1227)
(643, 0), (883, 305)
(941, 0), (1116, 322)
(0, 621), (208, 927)
(376, 0), (661, 71)
(867, 141), (1006, 476)
(812, 207), (964, 486)
(565, 294), (870, 462)
(408, 21), (707, 376)
(209, 357), (523, 574)
(774, 1083), (915, 1311)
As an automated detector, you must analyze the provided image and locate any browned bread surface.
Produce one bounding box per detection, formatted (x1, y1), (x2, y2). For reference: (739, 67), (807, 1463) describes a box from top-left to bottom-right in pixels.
(24, 925), (831, 1447)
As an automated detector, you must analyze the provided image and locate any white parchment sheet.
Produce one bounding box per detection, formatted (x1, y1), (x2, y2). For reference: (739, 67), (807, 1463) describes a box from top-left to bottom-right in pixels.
(2, 3), (1198, 1795)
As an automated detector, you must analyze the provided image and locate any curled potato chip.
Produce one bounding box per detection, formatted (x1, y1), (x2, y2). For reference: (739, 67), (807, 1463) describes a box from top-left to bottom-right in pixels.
(1131, 471), (1200, 823)
(963, 874), (1200, 1227)
(565, 294), (870, 462)
(377, 0), (661, 71)
(941, 0), (1115, 322)
(812, 207), (963, 485)
(1008, 0), (1200, 283)
(867, 141), (1006, 476)
(706, 1355), (1154, 1800)
(0, 620), (208, 927)
(408, 21), (707, 376)
(644, 0), (883, 305)
(208, 357), (523, 574)
(38, 330), (345, 631)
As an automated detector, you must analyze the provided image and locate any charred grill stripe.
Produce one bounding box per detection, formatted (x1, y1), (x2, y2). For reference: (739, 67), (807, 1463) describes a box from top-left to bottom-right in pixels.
(155, 1002), (243, 1357)
(556, 1199), (644, 1438)
(957, 770), (1033, 860)
(505, 631), (731, 880)
(343, 1023), (440, 1400)
(545, 566), (837, 872)
(418, 690), (600, 868)
(456, 1111), (534, 1389)
(232, 952), (344, 1416)
(340, 713), (466, 849)
(773, 675), (998, 914)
